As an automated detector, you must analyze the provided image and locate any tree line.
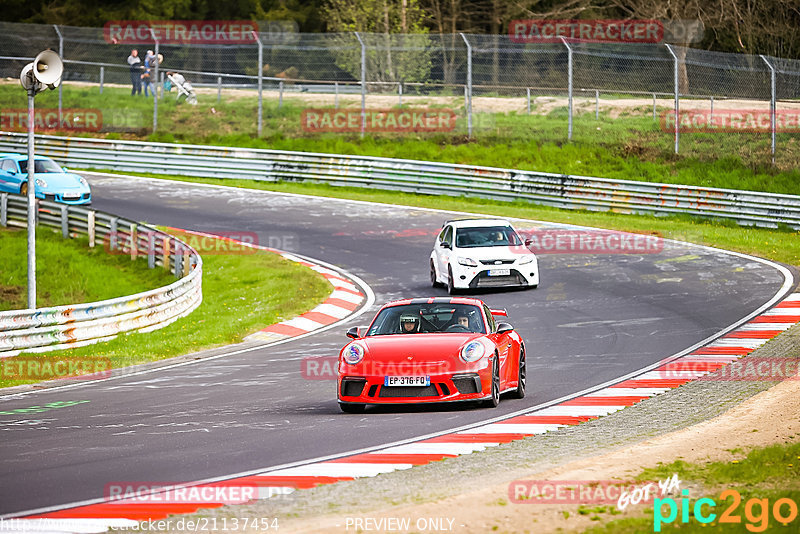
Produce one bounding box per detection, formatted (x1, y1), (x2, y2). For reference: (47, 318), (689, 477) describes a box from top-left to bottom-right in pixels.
(6, 0), (800, 59)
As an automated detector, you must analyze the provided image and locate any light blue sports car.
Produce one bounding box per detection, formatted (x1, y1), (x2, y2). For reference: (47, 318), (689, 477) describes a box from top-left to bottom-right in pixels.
(0, 153), (91, 205)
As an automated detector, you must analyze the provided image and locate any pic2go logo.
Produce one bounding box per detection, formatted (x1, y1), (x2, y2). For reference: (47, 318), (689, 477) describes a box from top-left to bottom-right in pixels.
(654, 489), (799, 532)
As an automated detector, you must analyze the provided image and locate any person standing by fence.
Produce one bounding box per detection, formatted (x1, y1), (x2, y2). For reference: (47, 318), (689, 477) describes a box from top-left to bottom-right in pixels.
(127, 49), (141, 95)
(142, 49), (156, 97)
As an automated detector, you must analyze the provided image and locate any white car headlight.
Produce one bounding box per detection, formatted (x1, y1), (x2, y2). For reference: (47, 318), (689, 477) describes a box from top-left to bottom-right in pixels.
(457, 257), (478, 267)
(460, 340), (486, 363)
(518, 255), (535, 265)
(343, 342), (366, 365)
(78, 177), (89, 187)
(35, 178), (47, 188)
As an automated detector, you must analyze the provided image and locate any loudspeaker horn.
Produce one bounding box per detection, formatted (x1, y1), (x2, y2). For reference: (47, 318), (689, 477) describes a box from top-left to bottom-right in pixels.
(32, 50), (63, 86)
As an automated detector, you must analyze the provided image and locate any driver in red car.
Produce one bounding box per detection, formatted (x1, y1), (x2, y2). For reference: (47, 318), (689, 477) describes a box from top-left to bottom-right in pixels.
(400, 314), (420, 333)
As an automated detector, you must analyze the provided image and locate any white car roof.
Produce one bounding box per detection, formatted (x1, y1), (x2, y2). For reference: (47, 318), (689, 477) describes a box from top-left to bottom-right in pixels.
(446, 218), (514, 229)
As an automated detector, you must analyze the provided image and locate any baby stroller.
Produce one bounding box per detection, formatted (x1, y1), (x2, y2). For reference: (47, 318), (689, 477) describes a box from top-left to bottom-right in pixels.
(165, 72), (197, 105)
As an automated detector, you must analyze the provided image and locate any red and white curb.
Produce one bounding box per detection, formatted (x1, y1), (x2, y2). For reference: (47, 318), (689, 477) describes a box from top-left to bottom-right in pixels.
(245, 253), (367, 343)
(7, 292), (798, 533)
(165, 228), (372, 344)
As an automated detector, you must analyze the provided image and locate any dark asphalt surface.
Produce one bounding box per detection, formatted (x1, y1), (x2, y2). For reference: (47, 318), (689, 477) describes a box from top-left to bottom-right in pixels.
(0, 175), (791, 516)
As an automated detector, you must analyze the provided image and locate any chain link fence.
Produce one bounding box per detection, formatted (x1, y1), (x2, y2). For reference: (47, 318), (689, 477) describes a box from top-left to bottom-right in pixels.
(1, 21), (799, 168)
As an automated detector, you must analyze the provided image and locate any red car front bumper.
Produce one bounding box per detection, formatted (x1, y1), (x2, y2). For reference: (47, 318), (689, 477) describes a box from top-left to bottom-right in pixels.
(337, 366), (493, 405)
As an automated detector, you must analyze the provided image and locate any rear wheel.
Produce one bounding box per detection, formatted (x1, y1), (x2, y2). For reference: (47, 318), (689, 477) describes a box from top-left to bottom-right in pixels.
(512, 346), (526, 399)
(482, 358), (500, 408)
(339, 402), (365, 414)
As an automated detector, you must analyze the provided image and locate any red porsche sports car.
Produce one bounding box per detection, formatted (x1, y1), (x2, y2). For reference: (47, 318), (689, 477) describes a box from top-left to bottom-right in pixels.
(337, 297), (526, 413)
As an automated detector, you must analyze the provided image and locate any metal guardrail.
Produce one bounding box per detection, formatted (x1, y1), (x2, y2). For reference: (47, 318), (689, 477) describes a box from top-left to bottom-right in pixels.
(0, 192), (202, 357)
(1, 132), (798, 229)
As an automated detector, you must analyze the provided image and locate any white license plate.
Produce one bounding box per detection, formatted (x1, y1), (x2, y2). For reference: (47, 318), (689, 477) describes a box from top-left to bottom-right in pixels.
(63, 193), (81, 199)
(488, 268), (511, 276)
(384, 376), (430, 387)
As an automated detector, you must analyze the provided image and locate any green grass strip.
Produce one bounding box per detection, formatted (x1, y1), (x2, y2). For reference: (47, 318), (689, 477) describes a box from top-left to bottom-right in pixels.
(0, 226), (172, 311)
(0, 227), (332, 388)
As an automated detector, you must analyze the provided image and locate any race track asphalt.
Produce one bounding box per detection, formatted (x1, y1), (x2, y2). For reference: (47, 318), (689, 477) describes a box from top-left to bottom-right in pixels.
(0, 175), (790, 516)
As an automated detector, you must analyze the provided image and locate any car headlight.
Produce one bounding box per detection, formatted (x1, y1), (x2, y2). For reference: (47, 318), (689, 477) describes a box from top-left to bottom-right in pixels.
(518, 255), (535, 265)
(457, 257), (478, 267)
(343, 342), (366, 365)
(460, 340), (486, 363)
(35, 178), (47, 188)
(78, 177), (89, 187)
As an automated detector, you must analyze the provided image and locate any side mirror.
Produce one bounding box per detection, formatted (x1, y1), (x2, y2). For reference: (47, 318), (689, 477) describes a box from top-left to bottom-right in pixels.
(346, 326), (361, 339)
(441, 241), (451, 249)
(524, 238), (532, 247)
(496, 322), (514, 334)
(62, 167), (68, 173)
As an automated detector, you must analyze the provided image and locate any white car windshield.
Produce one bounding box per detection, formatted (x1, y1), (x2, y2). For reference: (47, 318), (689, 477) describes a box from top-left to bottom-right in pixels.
(367, 304), (486, 335)
(455, 226), (523, 248)
(18, 158), (63, 174)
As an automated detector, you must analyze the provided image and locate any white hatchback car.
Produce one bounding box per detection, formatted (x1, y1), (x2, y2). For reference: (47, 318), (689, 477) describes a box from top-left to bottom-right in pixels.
(430, 218), (540, 294)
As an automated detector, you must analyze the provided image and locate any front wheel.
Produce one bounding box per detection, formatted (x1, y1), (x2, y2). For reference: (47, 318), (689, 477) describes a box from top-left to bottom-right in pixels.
(447, 266), (457, 295)
(431, 260), (443, 288)
(482, 358), (500, 408)
(19, 182), (27, 196)
(339, 402), (365, 414)
(512, 346), (526, 399)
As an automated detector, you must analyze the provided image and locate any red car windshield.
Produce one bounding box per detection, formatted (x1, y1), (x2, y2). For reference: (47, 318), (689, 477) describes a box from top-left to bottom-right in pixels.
(366, 304), (486, 335)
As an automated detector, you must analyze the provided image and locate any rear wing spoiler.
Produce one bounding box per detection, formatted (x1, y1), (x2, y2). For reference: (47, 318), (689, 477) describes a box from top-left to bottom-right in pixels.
(490, 308), (508, 317)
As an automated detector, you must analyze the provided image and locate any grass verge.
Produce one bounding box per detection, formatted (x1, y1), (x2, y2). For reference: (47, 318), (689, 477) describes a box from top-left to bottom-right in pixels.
(584, 441), (800, 533)
(0, 226), (172, 310)
(0, 227), (332, 389)
(2, 82), (799, 193)
(91, 172), (800, 268)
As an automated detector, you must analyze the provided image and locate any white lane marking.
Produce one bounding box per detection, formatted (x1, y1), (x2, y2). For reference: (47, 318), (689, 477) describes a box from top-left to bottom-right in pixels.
(637, 370), (712, 380)
(707, 339), (770, 349)
(375, 443), (499, 455)
(264, 463), (412, 478)
(737, 323), (795, 331)
(281, 317), (326, 331)
(587, 388), (671, 396)
(460, 423), (564, 434)
(310, 303), (353, 319)
(533, 405), (627, 417)
(329, 290), (364, 304)
(325, 279), (360, 292)
(762, 308), (800, 316)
